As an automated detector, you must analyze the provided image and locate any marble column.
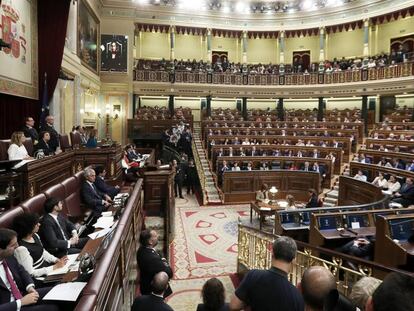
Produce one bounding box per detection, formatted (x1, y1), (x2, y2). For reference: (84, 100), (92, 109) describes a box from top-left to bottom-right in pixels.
(207, 28), (212, 61)
(170, 26), (175, 60)
(242, 31), (247, 64)
(363, 19), (370, 57)
(319, 27), (325, 62)
(279, 31), (285, 64)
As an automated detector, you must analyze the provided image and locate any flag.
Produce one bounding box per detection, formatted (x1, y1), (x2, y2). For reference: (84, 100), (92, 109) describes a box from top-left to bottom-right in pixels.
(39, 72), (49, 130)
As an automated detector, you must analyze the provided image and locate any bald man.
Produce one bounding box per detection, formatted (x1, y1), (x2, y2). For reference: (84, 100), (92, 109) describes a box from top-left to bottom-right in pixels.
(131, 272), (174, 311)
(298, 266), (336, 311)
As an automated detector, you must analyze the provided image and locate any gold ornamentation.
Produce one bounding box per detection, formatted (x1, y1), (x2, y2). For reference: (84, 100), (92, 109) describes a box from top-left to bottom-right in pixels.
(29, 182), (35, 198)
(76, 163), (83, 172)
(111, 161), (115, 176)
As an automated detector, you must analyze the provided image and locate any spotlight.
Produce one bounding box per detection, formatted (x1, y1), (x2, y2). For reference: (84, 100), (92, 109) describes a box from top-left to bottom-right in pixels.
(302, 0), (313, 10)
(235, 2), (245, 13)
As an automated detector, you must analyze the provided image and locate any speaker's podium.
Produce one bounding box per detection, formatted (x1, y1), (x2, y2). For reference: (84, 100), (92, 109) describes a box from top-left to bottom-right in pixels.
(374, 214), (414, 271)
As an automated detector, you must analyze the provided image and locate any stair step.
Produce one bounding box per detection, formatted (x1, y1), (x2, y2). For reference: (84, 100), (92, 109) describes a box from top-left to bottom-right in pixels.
(322, 202), (336, 207)
(324, 197), (338, 204)
(144, 217), (164, 230)
(326, 190), (338, 197)
(334, 185), (339, 191)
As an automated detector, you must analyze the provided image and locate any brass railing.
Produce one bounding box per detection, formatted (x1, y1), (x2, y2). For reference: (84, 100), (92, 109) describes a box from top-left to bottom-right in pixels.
(237, 224), (409, 296)
(134, 62), (413, 85)
(192, 134), (207, 205)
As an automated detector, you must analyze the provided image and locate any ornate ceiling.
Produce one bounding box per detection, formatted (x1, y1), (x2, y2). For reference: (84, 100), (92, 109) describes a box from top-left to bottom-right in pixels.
(99, 0), (414, 30)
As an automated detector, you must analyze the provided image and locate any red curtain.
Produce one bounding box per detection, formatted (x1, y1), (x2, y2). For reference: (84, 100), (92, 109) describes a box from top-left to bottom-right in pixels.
(0, 0), (71, 139)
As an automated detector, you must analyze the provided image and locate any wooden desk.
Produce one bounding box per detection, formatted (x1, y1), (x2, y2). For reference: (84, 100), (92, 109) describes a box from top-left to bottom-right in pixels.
(374, 214), (414, 271)
(349, 162), (414, 183)
(318, 227), (376, 240)
(222, 170), (320, 204)
(365, 138), (414, 153)
(211, 145), (343, 174)
(250, 201), (284, 230)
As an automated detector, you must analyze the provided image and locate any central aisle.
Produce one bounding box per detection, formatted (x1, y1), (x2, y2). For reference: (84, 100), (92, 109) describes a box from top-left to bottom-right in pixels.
(166, 195), (250, 310)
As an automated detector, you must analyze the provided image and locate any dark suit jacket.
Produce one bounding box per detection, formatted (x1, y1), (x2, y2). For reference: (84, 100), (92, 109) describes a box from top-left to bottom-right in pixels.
(94, 176), (119, 199)
(137, 246), (173, 297)
(306, 194), (319, 208)
(33, 139), (54, 156)
(81, 181), (106, 216)
(399, 184), (414, 201)
(22, 126), (39, 142)
(0, 257), (33, 311)
(131, 294), (173, 311)
(39, 213), (76, 256)
(40, 124), (59, 152)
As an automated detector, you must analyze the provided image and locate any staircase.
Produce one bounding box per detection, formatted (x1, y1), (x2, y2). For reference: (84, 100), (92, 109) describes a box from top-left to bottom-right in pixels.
(322, 178), (339, 207)
(144, 216), (166, 256)
(192, 124), (222, 205)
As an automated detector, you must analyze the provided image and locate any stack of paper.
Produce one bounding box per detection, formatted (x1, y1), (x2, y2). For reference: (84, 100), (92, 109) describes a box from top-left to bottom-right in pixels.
(48, 254), (79, 276)
(88, 227), (113, 240)
(93, 216), (114, 229)
(43, 282), (87, 301)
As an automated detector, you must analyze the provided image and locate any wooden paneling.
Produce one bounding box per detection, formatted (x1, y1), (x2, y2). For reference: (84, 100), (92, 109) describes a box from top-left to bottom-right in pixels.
(349, 162), (414, 182)
(222, 170), (320, 203)
(127, 118), (194, 138)
(338, 175), (383, 206)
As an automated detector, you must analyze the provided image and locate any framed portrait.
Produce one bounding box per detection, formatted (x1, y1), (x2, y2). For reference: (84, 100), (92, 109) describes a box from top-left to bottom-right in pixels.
(100, 34), (128, 73)
(77, 0), (99, 73)
(0, 0), (38, 99)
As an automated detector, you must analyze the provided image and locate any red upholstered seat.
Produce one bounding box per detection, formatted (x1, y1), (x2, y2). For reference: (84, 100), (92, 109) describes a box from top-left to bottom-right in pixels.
(70, 132), (81, 147)
(0, 207), (24, 229)
(0, 140), (11, 161)
(62, 176), (84, 217)
(59, 134), (72, 152)
(45, 184), (68, 215)
(22, 138), (34, 156)
(20, 193), (47, 215)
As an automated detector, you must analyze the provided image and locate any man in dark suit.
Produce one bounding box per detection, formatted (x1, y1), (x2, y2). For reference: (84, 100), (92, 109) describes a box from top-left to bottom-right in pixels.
(0, 228), (58, 311)
(33, 131), (54, 157)
(81, 168), (111, 216)
(22, 117), (39, 144)
(94, 166), (120, 199)
(137, 230), (173, 298)
(39, 198), (89, 257)
(391, 177), (414, 207)
(131, 272), (174, 311)
(40, 115), (60, 152)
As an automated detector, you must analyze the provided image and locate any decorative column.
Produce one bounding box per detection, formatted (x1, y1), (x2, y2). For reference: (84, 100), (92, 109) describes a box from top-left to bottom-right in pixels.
(170, 26), (175, 60)
(277, 98), (284, 121)
(362, 95), (368, 134)
(169, 95), (174, 116)
(279, 31), (285, 64)
(206, 95), (212, 117)
(363, 18), (370, 58)
(319, 27), (325, 62)
(207, 28), (212, 61)
(318, 97), (324, 121)
(242, 31), (248, 64)
(242, 97), (247, 120)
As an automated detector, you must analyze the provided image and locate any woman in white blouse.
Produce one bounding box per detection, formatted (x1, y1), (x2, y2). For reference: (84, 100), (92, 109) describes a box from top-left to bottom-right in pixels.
(7, 131), (33, 160)
(13, 213), (67, 285)
(384, 175), (401, 194)
(372, 172), (388, 189)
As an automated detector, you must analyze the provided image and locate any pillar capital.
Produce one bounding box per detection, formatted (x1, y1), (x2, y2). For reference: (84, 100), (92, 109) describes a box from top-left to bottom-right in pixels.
(319, 27), (325, 35)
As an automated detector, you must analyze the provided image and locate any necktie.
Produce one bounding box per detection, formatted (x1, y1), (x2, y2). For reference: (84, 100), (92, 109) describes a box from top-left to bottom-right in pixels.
(56, 217), (68, 240)
(2, 261), (23, 300)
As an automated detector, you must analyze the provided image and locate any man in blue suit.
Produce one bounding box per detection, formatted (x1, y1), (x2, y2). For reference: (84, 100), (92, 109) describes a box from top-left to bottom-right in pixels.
(81, 168), (111, 216)
(391, 177), (414, 207)
(94, 166), (120, 199)
(0, 229), (58, 311)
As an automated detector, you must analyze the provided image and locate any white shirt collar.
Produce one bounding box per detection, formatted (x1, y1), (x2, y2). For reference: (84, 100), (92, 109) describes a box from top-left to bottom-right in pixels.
(49, 213), (58, 221)
(151, 293), (164, 298)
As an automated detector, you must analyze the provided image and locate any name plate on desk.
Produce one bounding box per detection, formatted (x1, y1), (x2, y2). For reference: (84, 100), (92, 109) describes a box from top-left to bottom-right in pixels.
(260, 207), (271, 211)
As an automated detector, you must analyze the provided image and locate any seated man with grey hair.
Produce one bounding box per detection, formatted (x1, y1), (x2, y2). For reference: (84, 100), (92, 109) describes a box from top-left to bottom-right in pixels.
(80, 167), (111, 216)
(229, 236), (304, 311)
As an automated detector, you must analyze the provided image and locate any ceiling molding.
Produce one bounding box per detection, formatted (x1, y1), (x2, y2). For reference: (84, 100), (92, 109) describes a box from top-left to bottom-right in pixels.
(100, 0), (414, 31)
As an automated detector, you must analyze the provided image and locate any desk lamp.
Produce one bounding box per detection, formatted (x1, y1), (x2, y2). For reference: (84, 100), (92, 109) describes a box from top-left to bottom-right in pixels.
(269, 186), (278, 204)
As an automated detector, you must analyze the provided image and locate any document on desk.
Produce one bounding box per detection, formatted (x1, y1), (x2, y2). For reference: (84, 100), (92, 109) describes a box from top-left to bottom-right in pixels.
(47, 254), (79, 276)
(93, 216), (114, 229)
(43, 282), (87, 301)
(88, 227), (113, 240)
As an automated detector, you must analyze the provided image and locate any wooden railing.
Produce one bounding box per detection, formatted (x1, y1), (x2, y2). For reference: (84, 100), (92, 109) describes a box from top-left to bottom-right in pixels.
(134, 62), (414, 86)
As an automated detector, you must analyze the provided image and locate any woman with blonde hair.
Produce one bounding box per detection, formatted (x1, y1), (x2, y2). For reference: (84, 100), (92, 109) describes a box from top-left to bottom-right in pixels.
(286, 194), (296, 209)
(7, 131), (33, 161)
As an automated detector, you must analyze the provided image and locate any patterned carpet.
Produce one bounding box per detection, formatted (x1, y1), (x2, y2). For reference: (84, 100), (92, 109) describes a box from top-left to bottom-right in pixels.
(166, 275), (235, 310)
(171, 202), (250, 280)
